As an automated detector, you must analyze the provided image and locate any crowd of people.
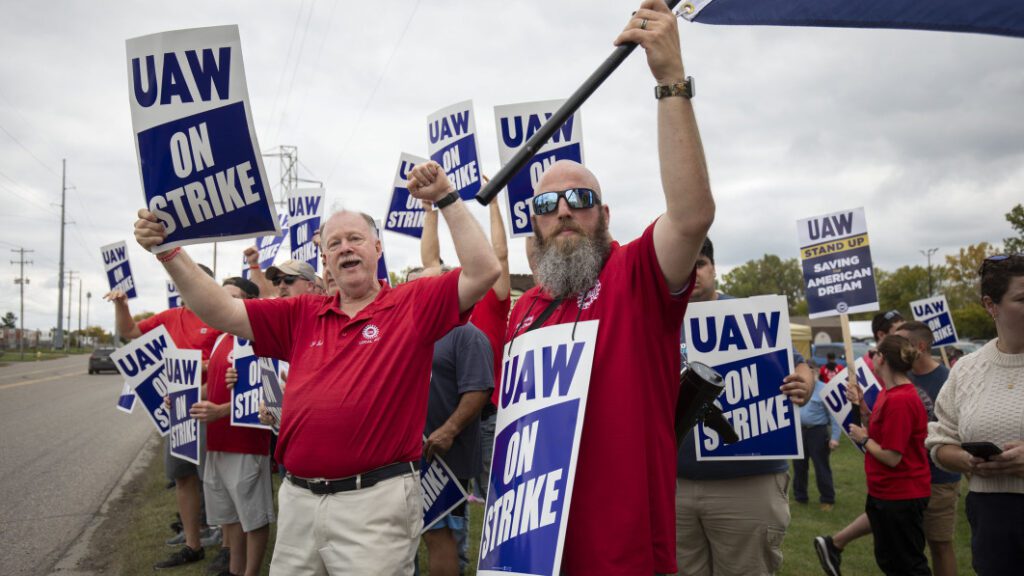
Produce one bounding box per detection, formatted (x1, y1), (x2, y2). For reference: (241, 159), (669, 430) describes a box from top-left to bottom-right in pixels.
(103, 1), (1023, 574)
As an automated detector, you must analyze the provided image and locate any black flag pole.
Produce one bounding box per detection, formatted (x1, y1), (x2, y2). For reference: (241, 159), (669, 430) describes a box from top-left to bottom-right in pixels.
(474, 0), (684, 205)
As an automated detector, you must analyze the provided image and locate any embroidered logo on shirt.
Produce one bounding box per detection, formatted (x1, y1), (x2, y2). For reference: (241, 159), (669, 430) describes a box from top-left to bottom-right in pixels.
(577, 280), (602, 310)
(360, 324), (381, 344)
(200, 328), (209, 334)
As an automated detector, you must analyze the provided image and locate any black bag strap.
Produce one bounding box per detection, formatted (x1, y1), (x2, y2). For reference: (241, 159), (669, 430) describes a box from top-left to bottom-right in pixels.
(522, 297), (564, 334)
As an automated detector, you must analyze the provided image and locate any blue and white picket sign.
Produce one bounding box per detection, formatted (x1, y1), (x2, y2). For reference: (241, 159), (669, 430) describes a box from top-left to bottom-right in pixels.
(230, 336), (272, 430)
(167, 280), (182, 309)
(910, 294), (959, 347)
(477, 320), (598, 576)
(494, 100), (585, 238)
(165, 348), (203, 465)
(288, 188), (324, 271)
(685, 295), (803, 461)
(126, 26), (280, 251)
(116, 381), (136, 414)
(374, 219), (391, 286)
(420, 440), (469, 533)
(259, 357), (285, 430)
(822, 357), (883, 452)
(101, 241), (138, 298)
(244, 212), (288, 279)
(428, 101), (482, 201)
(797, 208), (879, 318)
(384, 153), (429, 239)
(110, 325), (176, 436)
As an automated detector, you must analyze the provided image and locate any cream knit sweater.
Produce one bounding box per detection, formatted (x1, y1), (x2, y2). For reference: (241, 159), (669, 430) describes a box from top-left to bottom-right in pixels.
(926, 339), (1024, 494)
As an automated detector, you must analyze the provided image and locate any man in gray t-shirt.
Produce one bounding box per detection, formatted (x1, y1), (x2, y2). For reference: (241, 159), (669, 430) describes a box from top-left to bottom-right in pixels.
(422, 323), (493, 575)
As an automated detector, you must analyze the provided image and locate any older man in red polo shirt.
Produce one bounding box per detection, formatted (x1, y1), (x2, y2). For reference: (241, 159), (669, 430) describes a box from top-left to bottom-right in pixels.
(133, 161), (499, 575)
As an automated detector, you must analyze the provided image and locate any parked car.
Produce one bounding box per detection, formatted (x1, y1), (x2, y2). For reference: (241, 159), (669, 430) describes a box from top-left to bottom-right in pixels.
(811, 341), (872, 369)
(88, 347), (117, 374)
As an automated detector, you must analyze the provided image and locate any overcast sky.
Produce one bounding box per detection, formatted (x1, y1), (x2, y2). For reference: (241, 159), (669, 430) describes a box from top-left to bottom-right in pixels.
(1, 0), (1021, 334)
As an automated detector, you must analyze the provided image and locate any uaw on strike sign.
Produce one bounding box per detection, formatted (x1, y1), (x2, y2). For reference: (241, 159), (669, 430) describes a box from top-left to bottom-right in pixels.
(494, 100), (584, 238)
(127, 26), (280, 251)
(685, 296), (803, 460)
(478, 321), (598, 575)
(797, 207), (879, 318)
(428, 101), (482, 201)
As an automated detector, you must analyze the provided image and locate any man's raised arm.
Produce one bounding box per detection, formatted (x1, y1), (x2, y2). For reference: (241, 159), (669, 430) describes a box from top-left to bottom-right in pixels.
(616, 0), (714, 293)
(134, 209), (254, 340)
(407, 162), (500, 312)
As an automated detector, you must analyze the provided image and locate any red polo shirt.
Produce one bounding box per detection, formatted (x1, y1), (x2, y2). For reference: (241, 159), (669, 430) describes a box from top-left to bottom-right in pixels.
(138, 307), (221, 360)
(244, 271), (468, 479)
(865, 384), (931, 500)
(206, 335), (271, 455)
(506, 222), (694, 576)
(470, 288), (510, 406)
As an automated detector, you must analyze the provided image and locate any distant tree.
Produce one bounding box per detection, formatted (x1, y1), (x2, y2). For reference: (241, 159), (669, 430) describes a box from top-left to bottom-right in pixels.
(1004, 203), (1024, 254)
(132, 311), (155, 322)
(1, 312), (16, 329)
(952, 303), (996, 340)
(876, 265), (931, 313)
(943, 242), (1000, 310)
(720, 254), (805, 314)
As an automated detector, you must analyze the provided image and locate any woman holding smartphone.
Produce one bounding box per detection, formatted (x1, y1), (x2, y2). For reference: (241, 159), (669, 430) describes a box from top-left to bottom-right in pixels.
(848, 334), (932, 576)
(927, 254), (1024, 576)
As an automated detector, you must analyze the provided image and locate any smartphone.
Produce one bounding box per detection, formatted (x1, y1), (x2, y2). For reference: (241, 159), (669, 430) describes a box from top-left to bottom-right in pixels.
(962, 441), (1003, 460)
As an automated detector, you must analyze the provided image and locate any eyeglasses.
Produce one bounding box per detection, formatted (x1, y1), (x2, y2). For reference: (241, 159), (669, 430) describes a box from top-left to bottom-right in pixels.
(272, 275), (301, 287)
(979, 253), (1023, 276)
(531, 188), (600, 216)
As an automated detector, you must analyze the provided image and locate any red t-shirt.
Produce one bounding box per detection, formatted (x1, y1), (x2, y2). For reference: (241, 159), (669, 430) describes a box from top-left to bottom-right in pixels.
(865, 384), (931, 500)
(244, 271), (468, 479)
(819, 363), (841, 383)
(205, 335), (271, 455)
(137, 307), (221, 360)
(470, 288), (511, 406)
(505, 222), (694, 575)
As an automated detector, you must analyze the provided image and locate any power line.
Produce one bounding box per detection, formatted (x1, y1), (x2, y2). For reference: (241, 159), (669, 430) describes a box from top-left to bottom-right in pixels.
(263, 0), (309, 140)
(325, 0), (421, 182)
(273, 0), (318, 143)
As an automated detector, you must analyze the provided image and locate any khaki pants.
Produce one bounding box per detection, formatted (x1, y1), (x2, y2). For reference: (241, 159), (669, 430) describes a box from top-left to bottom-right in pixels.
(270, 473), (422, 576)
(676, 473), (791, 576)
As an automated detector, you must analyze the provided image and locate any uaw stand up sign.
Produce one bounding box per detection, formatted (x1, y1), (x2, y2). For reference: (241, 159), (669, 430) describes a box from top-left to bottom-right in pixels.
(478, 321), (598, 576)
(797, 207), (879, 318)
(127, 25), (280, 251)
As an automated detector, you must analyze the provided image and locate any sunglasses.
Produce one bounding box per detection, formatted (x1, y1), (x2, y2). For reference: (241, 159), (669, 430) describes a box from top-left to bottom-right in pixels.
(272, 275), (301, 287)
(979, 253), (1023, 276)
(883, 309), (902, 321)
(531, 188), (600, 216)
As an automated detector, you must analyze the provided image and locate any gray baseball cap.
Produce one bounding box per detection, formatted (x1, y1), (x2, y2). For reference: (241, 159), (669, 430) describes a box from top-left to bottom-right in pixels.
(265, 260), (317, 282)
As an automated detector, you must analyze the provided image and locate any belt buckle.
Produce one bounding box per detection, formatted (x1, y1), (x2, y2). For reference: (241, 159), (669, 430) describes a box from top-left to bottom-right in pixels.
(309, 478), (330, 495)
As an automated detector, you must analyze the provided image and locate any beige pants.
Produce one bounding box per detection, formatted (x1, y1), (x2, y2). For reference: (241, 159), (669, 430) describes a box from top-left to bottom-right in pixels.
(676, 473), (791, 576)
(269, 473), (422, 576)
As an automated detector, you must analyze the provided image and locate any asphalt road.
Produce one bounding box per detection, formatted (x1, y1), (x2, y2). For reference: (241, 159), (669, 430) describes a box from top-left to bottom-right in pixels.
(0, 355), (153, 576)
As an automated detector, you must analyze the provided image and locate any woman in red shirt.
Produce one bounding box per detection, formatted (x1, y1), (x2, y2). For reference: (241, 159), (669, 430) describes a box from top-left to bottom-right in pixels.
(848, 334), (932, 576)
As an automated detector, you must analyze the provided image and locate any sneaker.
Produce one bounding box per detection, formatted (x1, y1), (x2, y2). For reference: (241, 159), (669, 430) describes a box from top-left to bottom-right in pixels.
(200, 526), (222, 548)
(154, 545), (205, 569)
(165, 531), (186, 547)
(820, 503), (834, 512)
(206, 547), (230, 574)
(814, 535), (842, 576)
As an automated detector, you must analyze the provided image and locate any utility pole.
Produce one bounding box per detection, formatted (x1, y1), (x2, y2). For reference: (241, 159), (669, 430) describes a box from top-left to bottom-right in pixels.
(55, 159), (67, 350)
(920, 248), (939, 297)
(86, 291), (91, 330)
(77, 277), (83, 346)
(11, 247), (33, 360)
(66, 270), (77, 351)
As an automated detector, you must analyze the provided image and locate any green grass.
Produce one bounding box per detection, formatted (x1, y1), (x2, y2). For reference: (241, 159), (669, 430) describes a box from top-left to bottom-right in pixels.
(0, 348), (90, 362)
(782, 440), (975, 575)
(108, 440), (973, 575)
